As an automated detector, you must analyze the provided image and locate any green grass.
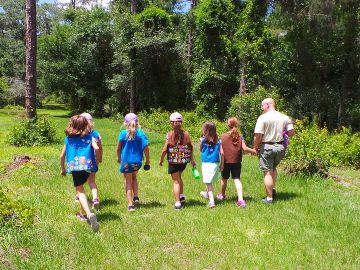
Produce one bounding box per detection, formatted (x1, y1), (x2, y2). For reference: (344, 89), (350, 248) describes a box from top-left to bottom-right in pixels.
(1, 108), (360, 269)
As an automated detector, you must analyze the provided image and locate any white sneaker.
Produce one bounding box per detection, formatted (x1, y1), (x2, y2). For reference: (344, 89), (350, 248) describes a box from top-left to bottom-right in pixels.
(208, 201), (216, 208)
(200, 191), (209, 199)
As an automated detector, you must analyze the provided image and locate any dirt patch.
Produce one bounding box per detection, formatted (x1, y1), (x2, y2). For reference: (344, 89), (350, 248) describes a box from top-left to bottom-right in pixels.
(18, 247), (31, 261)
(328, 174), (352, 187)
(6, 155), (31, 172)
(0, 247), (15, 270)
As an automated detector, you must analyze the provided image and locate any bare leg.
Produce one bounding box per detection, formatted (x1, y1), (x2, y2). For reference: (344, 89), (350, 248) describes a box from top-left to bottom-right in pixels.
(76, 185), (91, 216)
(171, 172), (181, 202)
(132, 172), (138, 197)
(206, 183), (214, 204)
(87, 172), (98, 201)
(220, 178), (228, 196)
(124, 173), (134, 206)
(233, 178), (244, 201)
(264, 171), (275, 198)
(179, 172), (184, 195)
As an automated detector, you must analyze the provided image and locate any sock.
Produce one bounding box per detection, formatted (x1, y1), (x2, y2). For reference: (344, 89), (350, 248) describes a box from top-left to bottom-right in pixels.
(175, 201), (181, 207)
(266, 196), (273, 201)
(180, 193), (184, 198)
(208, 191), (214, 204)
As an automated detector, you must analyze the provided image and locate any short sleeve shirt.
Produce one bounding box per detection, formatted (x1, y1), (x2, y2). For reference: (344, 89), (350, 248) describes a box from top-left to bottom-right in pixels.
(254, 110), (294, 142)
(200, 137), (221, 163)
(118, 129), (149, 165)
(91, 130), (101, 141)
(220, 133), (242, 163)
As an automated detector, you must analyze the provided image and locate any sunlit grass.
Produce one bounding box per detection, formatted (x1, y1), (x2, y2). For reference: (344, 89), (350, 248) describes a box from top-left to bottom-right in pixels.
(1, 108), (359, 269)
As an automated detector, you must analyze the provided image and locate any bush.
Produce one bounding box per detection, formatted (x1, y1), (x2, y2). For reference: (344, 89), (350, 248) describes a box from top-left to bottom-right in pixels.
(283, 120), (360, 177)
(227, 86), (287, 145)
(8, 117), (57, 146)
(138, 108), (227, 140)
(0, 190), (34, 227)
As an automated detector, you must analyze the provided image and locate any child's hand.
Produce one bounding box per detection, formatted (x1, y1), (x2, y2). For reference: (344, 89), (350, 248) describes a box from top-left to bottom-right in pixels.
(159, 159), (163, 166)
(61, 169), (66, 176)
(191, 160), (196, 167)
(117, 158), (121, 164)
(219, 164), (224, 171)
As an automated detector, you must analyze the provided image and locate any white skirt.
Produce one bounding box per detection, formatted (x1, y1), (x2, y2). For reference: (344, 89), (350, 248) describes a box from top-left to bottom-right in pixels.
(201, 162), (220, 184)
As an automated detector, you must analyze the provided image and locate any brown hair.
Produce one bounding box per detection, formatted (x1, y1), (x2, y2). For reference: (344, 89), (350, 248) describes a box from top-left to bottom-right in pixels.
(202, 122), (218, 145)
(227, 117), (240, 145)
(169, 121), (184, 145)
(65, 115), (90, 137)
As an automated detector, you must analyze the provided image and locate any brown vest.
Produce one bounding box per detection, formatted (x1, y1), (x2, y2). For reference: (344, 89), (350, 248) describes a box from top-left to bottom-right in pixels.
(221, 133), (242, 163)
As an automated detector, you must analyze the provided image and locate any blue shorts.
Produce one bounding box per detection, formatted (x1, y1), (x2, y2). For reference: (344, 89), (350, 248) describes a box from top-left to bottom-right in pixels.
(120, 162), (142, 173)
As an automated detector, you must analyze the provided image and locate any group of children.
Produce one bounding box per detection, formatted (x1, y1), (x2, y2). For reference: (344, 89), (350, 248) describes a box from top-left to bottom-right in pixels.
(60, 112), (255, 232)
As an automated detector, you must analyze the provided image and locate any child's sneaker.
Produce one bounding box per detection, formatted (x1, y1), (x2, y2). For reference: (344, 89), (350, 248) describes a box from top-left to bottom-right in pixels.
(133, 196), (140, 204)
(174, 202), (182, 210)
(74, 195), (79, 203)
(236, 199), (247, 208)
(87, 213), (99, 232)
(128, 205), (136, 212)
(208, 201), (216, 208)
(261, 198), (273, 204)
(216, 193), (225, 201)
(200, 191), (209, 199)
(92, 198), (100, 210)
(180, 196), (186, 206)
(75, 212), (87, 221)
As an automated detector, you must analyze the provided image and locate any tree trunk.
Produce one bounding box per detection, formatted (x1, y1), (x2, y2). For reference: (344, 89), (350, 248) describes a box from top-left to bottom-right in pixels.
(129, 0), (138, 113)
(25, 0), (37, 119)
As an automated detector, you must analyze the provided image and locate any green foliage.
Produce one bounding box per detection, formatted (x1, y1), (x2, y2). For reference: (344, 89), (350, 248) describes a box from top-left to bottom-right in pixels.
(227, 86), (286, 145)
(136, 6), (172, 33)
(8, 117), (57, 146)
(0, 190), (34, 227)
(138, 108), (227, 140)
(284, 121), (360, 177)
(0, 76), (9, 107)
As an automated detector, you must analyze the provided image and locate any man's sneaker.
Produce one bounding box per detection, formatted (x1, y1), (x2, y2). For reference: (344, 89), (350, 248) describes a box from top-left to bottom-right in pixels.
(174, 202), (182, 210)
(272, 188), (277, 199)
(208, 201), (216, 208)
(128, 205), (136, 212)
(74, 195), (79, 203)
(216, 193), (225, 201)
(180, 196), (186, 206)
(87, 213), (99, 232)
(133, 196), (140, 204)
(200, 191), (209, 199)
(261, 198), (273, 204)
(92, 198), (100, 210)
(236, 199), (247, 208)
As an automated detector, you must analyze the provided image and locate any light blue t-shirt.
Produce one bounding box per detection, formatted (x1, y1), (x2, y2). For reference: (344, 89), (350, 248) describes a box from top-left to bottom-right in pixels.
(117, 129), (149, 172)
(200, 137), (221, 163)
(64, 134), (97, 173)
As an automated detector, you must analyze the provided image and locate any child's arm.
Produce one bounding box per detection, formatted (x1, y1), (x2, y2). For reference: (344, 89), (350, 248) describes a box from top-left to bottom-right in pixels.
(144, 145), (150, 165)
(189, 140), (196, 167)
(97, 139), (103, 163)
(219, 144), (224, 171)
(59, 145), (66, 176)
(159, 140), (168, 166)
(242, 140), (257, 155)
(92, 140), (100, 166)
(116, 141), (122, 164)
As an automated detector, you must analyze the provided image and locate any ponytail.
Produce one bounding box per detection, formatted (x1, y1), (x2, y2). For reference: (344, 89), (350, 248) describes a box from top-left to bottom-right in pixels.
(227, 117), (241, 145)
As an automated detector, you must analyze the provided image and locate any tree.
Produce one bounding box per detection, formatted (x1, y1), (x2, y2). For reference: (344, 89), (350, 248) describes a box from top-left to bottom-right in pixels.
(25, 0), (37, 118)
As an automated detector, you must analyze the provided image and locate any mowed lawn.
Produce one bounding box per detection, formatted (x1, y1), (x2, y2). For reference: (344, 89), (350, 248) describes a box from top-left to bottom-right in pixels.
(1, 108), (359, 269)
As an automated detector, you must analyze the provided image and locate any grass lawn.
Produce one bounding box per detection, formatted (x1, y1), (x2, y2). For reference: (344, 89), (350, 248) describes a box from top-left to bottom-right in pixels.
(1, 108), (359, 269)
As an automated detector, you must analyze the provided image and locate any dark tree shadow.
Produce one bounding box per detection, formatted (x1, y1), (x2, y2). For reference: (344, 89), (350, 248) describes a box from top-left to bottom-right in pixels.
(96, 212), (121, 222)
(100, 198), (120, 207)
(137, 201), (165, 209)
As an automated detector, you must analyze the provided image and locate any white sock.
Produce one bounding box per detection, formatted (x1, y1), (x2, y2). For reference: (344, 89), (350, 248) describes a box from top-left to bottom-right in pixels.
(208, 191), (214, 204)
(266, 196), (273, 201)
(175, 201), (181, 207)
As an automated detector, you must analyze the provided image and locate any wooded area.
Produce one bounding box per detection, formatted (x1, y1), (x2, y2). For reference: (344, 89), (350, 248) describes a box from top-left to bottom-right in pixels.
(0, 0), (359, 130)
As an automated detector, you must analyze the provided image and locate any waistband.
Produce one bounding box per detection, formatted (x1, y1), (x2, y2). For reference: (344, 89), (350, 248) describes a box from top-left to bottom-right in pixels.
(263, 141), (284, 145)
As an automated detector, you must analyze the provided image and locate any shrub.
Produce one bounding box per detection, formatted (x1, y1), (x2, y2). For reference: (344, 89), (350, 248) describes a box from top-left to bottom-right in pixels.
(227, 86), (286, 145)
(8, 117), (57, 146)
(0, 190), (34, 227)
(283, 120), (360, 177)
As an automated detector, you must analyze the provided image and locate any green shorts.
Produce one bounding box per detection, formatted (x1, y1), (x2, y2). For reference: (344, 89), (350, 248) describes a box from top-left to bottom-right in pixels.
(259, 143), (285, 171)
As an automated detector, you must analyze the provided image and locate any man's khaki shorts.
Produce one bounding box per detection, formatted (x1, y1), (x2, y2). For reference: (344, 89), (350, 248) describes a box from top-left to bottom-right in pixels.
(259, 143), (285, 171)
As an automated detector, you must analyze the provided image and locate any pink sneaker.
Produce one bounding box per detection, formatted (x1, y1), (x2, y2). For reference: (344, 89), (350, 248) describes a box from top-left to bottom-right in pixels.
(236, 199), (247, 208)
(216, 193), (225, 201)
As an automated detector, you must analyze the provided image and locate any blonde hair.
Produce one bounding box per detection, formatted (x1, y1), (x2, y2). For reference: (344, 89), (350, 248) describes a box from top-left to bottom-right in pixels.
(125, 120), (140, 140)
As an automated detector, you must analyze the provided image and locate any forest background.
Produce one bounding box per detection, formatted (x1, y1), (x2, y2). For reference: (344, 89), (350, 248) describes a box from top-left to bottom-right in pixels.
(0, 0), (359, 132)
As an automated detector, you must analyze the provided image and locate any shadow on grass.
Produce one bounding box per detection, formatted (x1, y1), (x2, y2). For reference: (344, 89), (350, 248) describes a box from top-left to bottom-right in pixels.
(184, 199), (205, 207)
(100, 198), (119, 207)
(275, 191), (299, 201)
(97, 212), (121, 222)
(137, 201), (165, 209)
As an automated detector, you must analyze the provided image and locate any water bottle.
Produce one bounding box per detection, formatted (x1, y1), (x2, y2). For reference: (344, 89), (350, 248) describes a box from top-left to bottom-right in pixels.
(192, 167), (201, 180)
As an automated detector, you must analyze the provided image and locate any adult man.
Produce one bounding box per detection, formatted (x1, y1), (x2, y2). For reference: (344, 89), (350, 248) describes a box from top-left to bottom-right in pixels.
(253, 98), (295, 203)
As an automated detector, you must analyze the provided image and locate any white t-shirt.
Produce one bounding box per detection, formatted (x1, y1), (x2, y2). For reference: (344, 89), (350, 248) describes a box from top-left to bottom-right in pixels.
(254, 110), (294, 143)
